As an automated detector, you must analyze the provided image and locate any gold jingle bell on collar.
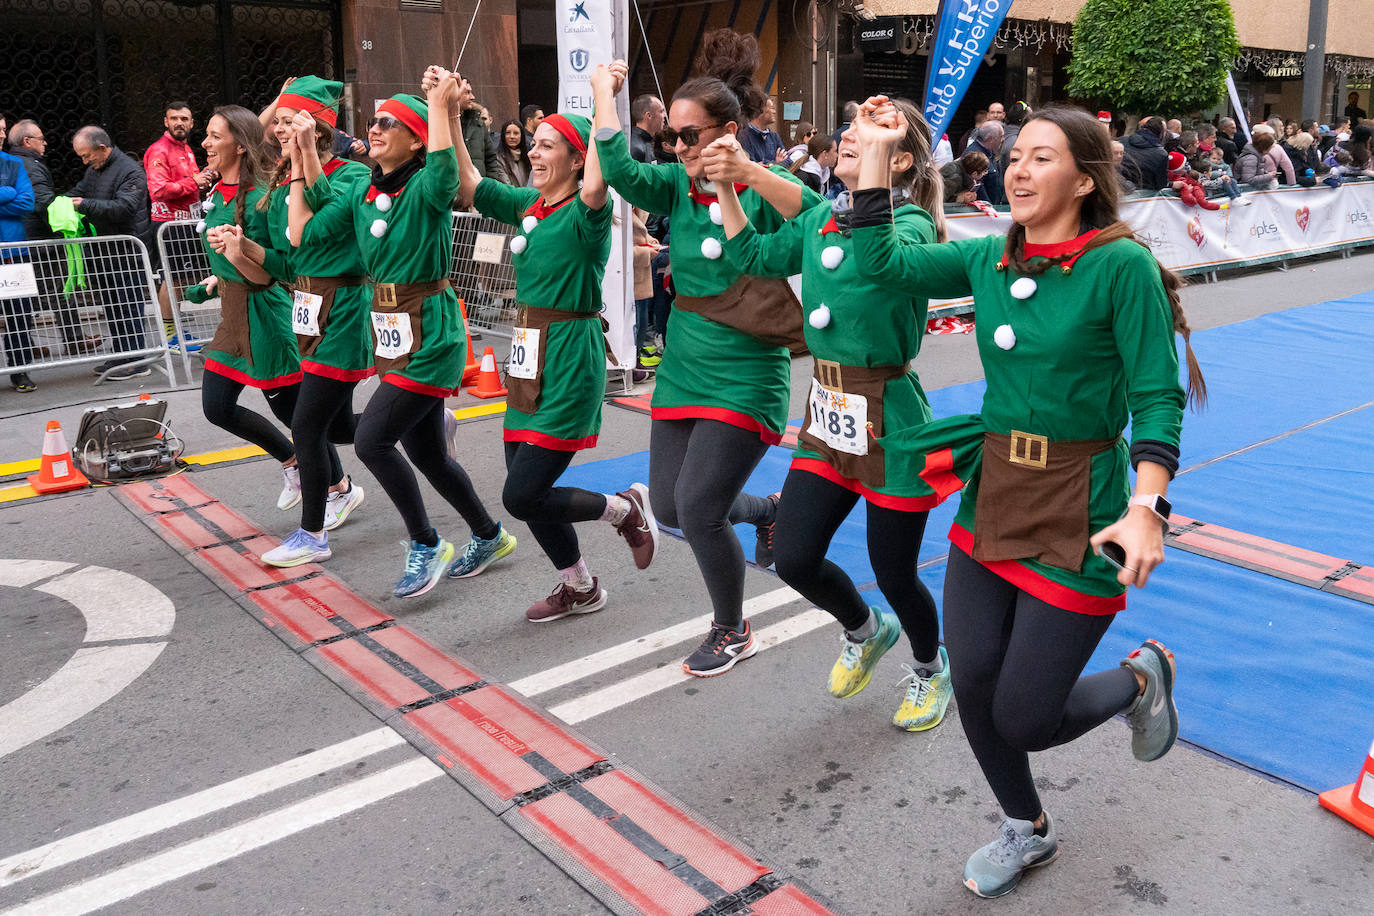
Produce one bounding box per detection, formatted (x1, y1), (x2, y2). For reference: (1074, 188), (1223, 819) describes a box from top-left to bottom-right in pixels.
(994, 261), (1006, 272)
(1061, 264), (1073, 275)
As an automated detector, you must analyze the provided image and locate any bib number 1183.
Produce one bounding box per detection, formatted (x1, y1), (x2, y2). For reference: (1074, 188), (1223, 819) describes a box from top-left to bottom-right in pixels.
(808, 379), (868, 456)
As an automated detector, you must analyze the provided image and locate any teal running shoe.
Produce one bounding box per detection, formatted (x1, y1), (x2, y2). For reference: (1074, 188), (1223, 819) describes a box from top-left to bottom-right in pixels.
(827, 607), (900, 698)
(964, 812), (1060, 899)
(446, 523), (517, 579)
(394, 538), (454, 598)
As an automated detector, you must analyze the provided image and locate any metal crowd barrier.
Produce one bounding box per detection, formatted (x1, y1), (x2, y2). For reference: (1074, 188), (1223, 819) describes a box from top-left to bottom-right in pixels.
(0, 234), (176, 385)
(449, 210), (519, 339)
(155, 219), (217, 383)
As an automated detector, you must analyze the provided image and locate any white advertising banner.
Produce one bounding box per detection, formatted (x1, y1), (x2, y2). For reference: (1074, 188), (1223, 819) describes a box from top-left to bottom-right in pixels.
(931, 183), (1374, 314)
(557, 0), (635, 370)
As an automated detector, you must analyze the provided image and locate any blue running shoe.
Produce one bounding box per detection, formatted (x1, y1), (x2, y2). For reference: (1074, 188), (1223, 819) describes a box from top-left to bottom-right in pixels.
(446, 523), (517, 578)
(964, 812), (1060, 899)
(261, 528), (331, 568)
(394, 538), (454, 598)
(167, 333), (203, 354)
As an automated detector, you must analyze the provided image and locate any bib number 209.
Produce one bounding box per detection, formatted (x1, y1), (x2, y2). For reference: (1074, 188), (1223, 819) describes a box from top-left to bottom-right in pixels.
(507, 326), (541, 380)
(808, 379), (868, 456)
(371, 311), (414, 359)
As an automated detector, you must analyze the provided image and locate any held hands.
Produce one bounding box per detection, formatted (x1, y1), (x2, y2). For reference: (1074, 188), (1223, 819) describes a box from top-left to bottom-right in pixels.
(855, 95), (905, 149)
(207, 224), (245, 258)
(421, 66), (459, 108)
(701, 135), (753, 186)
(590, 61), (628, 97)
(291, 110), (316, 148)
(203, 276), (218, 296)
(1089, 507), (1166, 588)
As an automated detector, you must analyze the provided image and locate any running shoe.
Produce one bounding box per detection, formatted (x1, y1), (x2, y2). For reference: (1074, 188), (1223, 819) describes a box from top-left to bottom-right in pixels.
(828, 607), (901, 698)
(613, 483), (658, 569)
(753, 491), (781, 568)
(1121, 639), (1178, 762)
(261, 528), (332, 568)
(277, 465), (302, 510)
(446, 523), (517, 578)
(106, 362), (151, 381)
(167, 334), (203, 354)
(963, 812), (1060, 899)
(526, 578), (608, 622)
(10, 372), (36, 393)
(443, 407), (460, 463)
(683, 621), (757, 677)
(892, 647), (953, 731)
(394, 538), (455, 598)
(322, 479), (365, 531)
(637, 343), (662, 368)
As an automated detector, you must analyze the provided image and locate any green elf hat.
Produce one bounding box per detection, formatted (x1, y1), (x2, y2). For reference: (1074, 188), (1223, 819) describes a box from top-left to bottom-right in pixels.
(377, 94), (429, 147)
(277, 75), (344, 127)
(542, 112), (591, 155)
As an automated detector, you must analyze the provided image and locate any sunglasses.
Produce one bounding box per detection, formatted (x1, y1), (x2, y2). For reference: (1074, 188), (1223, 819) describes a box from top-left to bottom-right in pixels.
(661, 123), (721, 148)
(367, 116), (403, 132)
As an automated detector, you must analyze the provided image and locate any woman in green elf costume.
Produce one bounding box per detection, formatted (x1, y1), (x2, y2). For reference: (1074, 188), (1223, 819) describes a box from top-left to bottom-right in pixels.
(701, 98), (969, 733)
(590, 34), (824, 677)
(447, 73), (658, 624)
(192, 105), (315, 513)
(228, 76), (371, 568)
(850, 101), (1205, 899)
(296, 68), (516, 599)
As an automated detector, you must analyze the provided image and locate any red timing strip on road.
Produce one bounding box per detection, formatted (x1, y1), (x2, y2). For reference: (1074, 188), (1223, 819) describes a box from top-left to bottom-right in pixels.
(115, 476), (834, 915)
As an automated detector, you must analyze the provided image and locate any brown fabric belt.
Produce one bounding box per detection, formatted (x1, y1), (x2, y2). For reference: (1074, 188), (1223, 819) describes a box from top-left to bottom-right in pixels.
(506, 305), (610, 415)
(207, 277), (271, 367)
(293, 274), (367, 356)
(674, 274), (807, 355)
(370, 278), (450, 377)
(800, 359), (909, 489)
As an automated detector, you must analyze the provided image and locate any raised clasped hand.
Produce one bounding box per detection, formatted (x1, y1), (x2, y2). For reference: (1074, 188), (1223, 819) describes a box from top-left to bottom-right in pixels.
(855, 94), (905, 148)
(700, 135), (751, 185)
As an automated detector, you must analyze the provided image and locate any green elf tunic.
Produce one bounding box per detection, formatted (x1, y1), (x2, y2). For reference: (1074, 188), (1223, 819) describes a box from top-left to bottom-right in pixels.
(596, 130), (823, 444)
(724, 198), (968, 509)
(261, 157), (375, 381)
(852, 217), (1185, 613)
(192, 182), (301, 388)
(472, 179), (612, 450)
(312, 147), (465, 396)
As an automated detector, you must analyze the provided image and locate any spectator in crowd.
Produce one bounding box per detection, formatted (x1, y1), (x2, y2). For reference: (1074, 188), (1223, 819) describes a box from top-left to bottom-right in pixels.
(832, 100), (859, 146)
(0, 115), (37, 392)
(1345, 92), (1366, 125)
(956, 109), (987, 155)
(1253, 125), (1296, 184)
(460, 84), (506, 182)
(1283, 120), (1300, 140)
(1164, 117), (1183, 152)
(1348, 125), (1373, 169)
(998, 101), (1030, 171)
(1327, 147), (1374, 182)
(145, 101), (215, 347)
(1177, 129), (1199, 158)
(783, 121), (816, 166)
(496, 120), (530, 187)
(986, 101), (1006, 123)
(1112, 139), (1137, 193)
(1323, 117), (1349, 154)
(655, 133), (678, 164)
(1281, 130), (1321, 181)
(1121, 116), (1169, 191)
(793, 133), (839, 198)
(520, 104), (544, 146)
(966, 120), (1005, 205)
(332, 125), (368, 159)
(1196, 123), (1217, 155)
(941, 149), (988, 205)
(1216, 117), (1241, 164)
(68, 125), (156, 380)
(739, 96), (785, 163)
(629, 94), (666, 164)
(1265, 117), (1286, 144)
(1235, 130), (1279, 190)
(1094, 109), (1112, 135)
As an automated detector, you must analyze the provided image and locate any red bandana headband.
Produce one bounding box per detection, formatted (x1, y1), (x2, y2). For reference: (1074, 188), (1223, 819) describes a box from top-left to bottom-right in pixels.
(377, 99), (429, 147)
(541, 114), (587, 155)
(277, 92), (339, 127)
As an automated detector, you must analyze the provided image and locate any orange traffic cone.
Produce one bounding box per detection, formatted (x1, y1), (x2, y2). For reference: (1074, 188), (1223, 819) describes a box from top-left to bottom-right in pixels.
(469, 346), (507, 399)
(27, 420), (90, 494)
(1319, 736), (1374, 836)
(458, 299), (480, 387)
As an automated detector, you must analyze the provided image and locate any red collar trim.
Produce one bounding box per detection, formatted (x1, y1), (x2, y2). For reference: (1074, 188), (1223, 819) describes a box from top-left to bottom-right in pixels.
(523, 192), (577, 221)
(364, 184), (405, 203)
(820, 216), (840, 235)
(999, 228), (1100, 269)
(214, 181), (240, 202)
(688, 180), (748, 207)
(322, 157), (345, 177)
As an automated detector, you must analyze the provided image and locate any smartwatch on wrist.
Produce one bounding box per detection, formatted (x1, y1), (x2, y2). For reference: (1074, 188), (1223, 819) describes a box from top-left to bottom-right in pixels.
(1129, 493), (1172, 529)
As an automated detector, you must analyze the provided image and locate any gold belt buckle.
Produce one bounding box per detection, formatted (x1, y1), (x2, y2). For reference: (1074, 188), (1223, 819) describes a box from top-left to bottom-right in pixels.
(815, 358), (843, 392)
(1008, 430), (1048, 469)
(375, 282), (396, 306)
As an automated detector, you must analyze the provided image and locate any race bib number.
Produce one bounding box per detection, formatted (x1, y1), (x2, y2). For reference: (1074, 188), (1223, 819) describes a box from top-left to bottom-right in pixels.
(507, 326), (540, 380)
(371, 311), (414, 359)
(808, 378), (868, 456)
(292, 289), (323, 336)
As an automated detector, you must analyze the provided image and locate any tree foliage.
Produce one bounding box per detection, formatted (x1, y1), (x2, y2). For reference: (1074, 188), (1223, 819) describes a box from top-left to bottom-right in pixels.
(1066, 0), (1241, 115)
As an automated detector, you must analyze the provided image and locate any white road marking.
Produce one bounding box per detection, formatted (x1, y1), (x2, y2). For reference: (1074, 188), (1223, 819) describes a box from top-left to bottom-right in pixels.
(0, 728), (406, 889)
(509, 586), (803, 698)
(549, 607), (835, 724)
(0, 644), (166, 760)
(39, 566), (176, 641)
(0, 757), (444, 916)
(0, 559), (73, 587)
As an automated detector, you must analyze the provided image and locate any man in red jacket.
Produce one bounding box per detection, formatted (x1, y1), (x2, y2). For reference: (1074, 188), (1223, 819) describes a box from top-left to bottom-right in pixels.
(143, 101), (216, 345)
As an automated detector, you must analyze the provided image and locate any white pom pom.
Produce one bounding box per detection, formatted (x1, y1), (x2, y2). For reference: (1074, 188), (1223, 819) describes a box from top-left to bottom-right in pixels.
(509, 235), (527, 254)
(820, 245), (845, 270)
(203, 200), (215, 212)
(374, 193), (392, 212)
(196, 220), (206, 234)
(700, 237), (723, 260)
(808, 304), (832, 329)
(370, 218), (387, 238)
(284, 226), (294, 244)
(994, 324), (1016, 350)
(1009, 277), (1038, 300)
(709, 201), (723, 225)
(522, 215), (539, 233)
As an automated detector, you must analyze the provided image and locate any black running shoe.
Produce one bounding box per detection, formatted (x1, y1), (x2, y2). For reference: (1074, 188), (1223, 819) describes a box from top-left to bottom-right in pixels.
(754, 492), (780, 568)
(682, 621), (757, 677)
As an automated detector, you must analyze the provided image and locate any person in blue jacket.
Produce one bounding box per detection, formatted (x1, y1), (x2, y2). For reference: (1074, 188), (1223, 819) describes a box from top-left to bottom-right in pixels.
(0, 142), (37, 392)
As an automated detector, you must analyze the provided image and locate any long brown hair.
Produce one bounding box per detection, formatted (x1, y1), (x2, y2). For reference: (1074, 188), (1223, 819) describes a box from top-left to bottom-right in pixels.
(674, 29), (766, 127)
(889, 99), (947, 243)
(210, 105), (270, 227)
(259, 113), (334, 211)
(1000, 106), (1206, 409)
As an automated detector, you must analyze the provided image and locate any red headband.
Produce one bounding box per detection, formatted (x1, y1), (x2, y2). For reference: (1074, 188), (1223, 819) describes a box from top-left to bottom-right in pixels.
(378, 99), (428, 147)
(541, 114), (587, 155)
(277, 93), (339, 127)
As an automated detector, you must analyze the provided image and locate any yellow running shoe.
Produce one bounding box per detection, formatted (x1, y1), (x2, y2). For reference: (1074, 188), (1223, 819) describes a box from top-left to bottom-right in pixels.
(893, 647), (952, 731)
(827, 608), (900, 698)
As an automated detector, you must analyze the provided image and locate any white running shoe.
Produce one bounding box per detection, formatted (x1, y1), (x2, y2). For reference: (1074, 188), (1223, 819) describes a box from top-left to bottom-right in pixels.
(277, 465), (302, 510)
(323, 479), (365, 531)
(262, 528), (332, 568)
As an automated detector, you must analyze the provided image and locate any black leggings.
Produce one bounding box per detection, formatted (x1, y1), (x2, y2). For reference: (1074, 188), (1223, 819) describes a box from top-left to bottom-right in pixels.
(649, 417), (774, 629)
(773, 469), (939, 663)
(942, 546), (1139, 821)
(353, 383), (498, 544)
(502, 441), (608, 570)
(200, 371), (345, 482)
(293, 373), (359, 531)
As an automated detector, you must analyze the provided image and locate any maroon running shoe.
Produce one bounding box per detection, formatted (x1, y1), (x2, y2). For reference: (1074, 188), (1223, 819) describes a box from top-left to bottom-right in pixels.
(614, 482), (659, 570)
(526, 578), (608, 623)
